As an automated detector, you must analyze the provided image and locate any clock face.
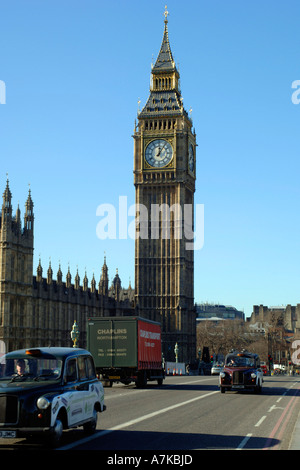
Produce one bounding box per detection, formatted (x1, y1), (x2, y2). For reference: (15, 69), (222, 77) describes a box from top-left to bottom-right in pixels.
(189, 144), (194, 172)
(145, 139), (173, 168)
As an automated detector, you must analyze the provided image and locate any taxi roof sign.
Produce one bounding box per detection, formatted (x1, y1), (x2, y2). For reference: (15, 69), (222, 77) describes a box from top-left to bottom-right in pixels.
(26, 349), (42, 356)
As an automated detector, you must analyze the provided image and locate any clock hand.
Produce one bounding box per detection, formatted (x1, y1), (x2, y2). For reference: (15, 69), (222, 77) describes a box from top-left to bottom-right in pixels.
(157, 145), (167, 158)
(160, 145), (167, 157)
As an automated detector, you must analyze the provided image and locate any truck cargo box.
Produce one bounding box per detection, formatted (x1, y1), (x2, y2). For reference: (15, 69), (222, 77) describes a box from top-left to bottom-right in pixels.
(87, 316), (162, 370)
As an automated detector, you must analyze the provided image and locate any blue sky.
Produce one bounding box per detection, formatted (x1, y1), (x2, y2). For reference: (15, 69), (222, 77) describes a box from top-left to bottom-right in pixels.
(1, 0), (300, 318)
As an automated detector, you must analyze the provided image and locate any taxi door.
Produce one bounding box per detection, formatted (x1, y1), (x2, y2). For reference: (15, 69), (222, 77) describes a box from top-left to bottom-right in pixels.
(64, 357), (85, 426)
(77, 355), (95, 419)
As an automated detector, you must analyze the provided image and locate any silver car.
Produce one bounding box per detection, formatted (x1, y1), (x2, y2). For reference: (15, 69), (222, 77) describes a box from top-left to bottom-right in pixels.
(211, 363), (223, 375)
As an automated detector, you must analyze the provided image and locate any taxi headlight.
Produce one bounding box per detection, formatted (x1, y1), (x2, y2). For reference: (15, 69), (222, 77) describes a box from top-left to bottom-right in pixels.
(251, 373), (257, 379)
(220, 372), (226, 378)
(37, 397), (50, 410)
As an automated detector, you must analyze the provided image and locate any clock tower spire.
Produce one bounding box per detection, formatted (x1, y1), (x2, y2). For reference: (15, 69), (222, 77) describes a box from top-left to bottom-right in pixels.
(152, 6), (177, 74)
(133, 7), (196, 363)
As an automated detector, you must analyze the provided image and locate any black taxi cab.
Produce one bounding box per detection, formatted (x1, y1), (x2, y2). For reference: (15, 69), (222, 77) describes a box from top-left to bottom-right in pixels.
(0, 347), (106, 446)
(219, 350), (263, 394)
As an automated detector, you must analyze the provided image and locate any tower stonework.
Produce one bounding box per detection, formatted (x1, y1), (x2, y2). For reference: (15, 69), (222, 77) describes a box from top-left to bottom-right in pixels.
(133, 10), (196, 362)
(0, 180), (34, 351)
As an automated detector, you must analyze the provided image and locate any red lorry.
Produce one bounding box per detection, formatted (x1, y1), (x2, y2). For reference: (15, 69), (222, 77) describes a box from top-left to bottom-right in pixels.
(87, 316), (165, 387)
(260, 362), (268, 375)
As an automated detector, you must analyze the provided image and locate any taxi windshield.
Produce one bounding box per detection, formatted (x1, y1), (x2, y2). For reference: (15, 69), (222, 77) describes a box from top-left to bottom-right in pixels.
(0, 354), (62, 382)
(225, 355), (255, 368)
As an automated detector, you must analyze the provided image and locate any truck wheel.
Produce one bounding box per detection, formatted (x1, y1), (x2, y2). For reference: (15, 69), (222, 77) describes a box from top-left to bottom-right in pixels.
(136, 371), (147, 388)
(157, 378), (163, 386)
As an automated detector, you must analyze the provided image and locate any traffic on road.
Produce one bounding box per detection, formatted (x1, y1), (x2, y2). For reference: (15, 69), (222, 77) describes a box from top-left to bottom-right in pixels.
(0, 370), (299, 452)
(0, 337), (299, 453)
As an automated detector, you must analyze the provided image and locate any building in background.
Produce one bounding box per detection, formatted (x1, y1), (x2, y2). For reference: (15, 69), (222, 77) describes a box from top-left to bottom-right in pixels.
(0, 180), (134, 352)
(133, 8), (196, 363)
(248, 304), (300, 334)
(196, 303), (245, 322)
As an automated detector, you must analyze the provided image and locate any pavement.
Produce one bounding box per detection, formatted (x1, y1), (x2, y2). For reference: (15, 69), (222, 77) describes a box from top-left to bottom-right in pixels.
(289, 404), (300, 450)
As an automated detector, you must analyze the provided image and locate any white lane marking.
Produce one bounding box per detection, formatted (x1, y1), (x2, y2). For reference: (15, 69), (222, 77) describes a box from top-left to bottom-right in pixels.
(255, 416), (266, 427)
(268, 404), (284, 413)
(59, 389), (219, 450)
(236, 433), (252, 450)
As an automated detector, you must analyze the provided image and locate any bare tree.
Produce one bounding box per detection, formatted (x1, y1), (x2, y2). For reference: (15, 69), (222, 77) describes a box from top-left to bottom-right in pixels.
(197, 319), (264, 359)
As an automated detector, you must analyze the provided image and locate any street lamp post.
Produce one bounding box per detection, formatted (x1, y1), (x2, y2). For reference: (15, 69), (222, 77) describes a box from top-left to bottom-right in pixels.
(174, 342), (179, 363)
(71, 320), (80, 348)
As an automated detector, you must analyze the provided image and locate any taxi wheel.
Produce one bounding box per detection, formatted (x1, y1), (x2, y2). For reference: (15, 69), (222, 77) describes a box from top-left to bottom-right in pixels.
(83, 409), (98, 434)
(50, 418), (63, 447)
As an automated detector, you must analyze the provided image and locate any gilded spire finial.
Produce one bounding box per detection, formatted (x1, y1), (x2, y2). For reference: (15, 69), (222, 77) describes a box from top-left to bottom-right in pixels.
(164, 5), (169, 23)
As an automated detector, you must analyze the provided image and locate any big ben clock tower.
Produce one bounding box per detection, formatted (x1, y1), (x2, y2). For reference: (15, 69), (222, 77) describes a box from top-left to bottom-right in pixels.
(133, 7), (196, 363)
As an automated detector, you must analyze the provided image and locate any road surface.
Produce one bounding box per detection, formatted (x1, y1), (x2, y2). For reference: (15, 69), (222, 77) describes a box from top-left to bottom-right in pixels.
(1, 374), (299, 452)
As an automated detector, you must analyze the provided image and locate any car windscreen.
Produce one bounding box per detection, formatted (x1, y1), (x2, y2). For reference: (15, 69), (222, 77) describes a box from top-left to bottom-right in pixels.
(0, 354), (62, 382)
(225, 356), (255, 367)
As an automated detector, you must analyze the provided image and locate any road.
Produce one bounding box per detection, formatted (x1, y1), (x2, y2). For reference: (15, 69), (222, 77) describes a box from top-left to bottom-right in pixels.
(1, 374), (300, 452)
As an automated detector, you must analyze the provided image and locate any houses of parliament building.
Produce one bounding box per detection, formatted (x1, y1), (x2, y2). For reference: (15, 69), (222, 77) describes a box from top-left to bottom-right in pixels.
(0, 9), (197, 362)
(0, 179), (135, 353)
